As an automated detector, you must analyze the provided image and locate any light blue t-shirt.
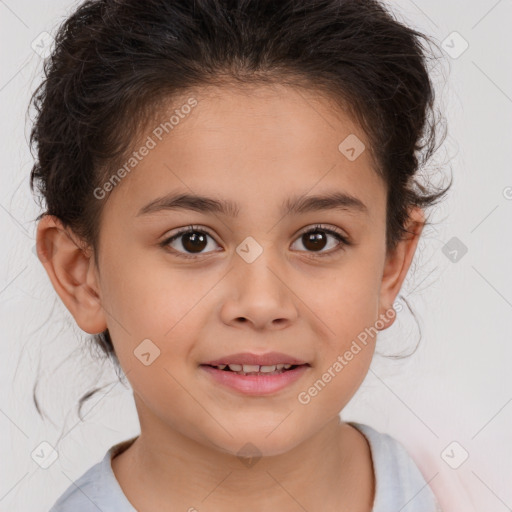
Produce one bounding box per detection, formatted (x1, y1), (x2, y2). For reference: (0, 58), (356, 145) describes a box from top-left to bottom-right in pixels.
(48, 422), (442, 511)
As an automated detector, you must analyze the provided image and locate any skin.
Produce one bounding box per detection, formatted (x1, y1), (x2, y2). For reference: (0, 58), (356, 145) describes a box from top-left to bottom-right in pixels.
(36, 83), (424, 512)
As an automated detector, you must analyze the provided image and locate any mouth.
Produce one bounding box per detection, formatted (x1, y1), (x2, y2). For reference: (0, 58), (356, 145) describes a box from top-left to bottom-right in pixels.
(198, 363), (311, 395)
(200, 363), (309, 376)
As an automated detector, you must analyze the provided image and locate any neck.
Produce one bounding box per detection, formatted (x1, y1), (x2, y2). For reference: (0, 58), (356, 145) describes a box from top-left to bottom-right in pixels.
(111, 396), (374, 511)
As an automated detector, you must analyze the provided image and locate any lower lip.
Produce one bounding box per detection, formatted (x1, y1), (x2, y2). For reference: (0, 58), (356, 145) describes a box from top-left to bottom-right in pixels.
(199, 365), (310, 395)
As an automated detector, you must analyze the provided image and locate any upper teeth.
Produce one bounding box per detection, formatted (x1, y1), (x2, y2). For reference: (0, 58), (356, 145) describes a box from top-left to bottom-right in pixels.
(214, 363), (293, 372)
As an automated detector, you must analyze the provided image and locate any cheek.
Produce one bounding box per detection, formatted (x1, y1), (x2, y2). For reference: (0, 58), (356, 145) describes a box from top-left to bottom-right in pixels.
(102, 271), (201, 408)
(290, 250), (383, 401)
(100, 251), (205, 339)
(301, 349), (373, 418)
(297, 279), (379, 414)
(295, 257), (382, 341)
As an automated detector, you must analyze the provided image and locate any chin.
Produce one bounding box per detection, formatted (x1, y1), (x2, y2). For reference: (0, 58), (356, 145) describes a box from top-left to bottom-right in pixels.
(209, 431), (302, 460)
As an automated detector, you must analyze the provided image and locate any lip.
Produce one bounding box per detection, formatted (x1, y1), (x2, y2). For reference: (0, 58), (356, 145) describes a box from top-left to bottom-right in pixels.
(199, 364), (310, 395)
(202, 351), (309, 366)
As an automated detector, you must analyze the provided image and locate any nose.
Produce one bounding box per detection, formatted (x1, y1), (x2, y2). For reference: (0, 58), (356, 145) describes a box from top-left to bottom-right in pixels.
(219, 252), (299, 331)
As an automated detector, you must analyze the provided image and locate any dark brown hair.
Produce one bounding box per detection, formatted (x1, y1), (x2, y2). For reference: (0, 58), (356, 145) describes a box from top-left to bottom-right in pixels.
(28, 0), (451, 418)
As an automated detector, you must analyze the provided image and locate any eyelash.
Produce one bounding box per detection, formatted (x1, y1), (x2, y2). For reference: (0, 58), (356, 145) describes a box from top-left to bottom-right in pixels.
(160, 224), (351, 260)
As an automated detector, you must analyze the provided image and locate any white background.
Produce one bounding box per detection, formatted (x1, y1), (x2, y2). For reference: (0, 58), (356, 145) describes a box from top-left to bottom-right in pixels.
(1, 1), (511, 511)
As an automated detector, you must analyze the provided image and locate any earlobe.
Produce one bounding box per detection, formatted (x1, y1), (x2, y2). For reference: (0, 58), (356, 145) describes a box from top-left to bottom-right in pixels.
(35, 215), (107, 335)
(377, 207), (425, 330)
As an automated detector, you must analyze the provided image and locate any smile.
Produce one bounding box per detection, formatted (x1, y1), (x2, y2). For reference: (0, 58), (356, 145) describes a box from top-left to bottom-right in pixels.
(199, 363), (310, 395)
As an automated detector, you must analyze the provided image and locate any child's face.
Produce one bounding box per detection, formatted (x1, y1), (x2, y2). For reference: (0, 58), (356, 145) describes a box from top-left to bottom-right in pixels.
(38, 84), (423, 457)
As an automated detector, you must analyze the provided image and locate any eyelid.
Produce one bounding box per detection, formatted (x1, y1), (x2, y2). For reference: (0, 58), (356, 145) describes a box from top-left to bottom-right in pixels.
(165, 224), (217, 240)
(295, 223), (349, 241)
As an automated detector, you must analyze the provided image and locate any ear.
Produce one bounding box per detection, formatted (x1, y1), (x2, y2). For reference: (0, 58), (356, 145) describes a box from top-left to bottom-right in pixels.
(377, 207), (425, 330)
(35, 215), (107, 334)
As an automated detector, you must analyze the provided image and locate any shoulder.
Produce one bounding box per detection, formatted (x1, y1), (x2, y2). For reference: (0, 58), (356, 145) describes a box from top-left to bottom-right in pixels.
(48, 438), (138, 512)
(348, 422), (443, 512)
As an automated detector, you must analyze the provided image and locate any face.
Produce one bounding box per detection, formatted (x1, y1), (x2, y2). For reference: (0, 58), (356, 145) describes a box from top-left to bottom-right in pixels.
(38, 83), (423, 458)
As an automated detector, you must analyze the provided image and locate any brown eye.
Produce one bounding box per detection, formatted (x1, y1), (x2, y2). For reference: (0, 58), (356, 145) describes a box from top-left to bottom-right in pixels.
(162, 226), (220, 257)
(302, 230), (328, 251)
(181, 231), (208, 253)
(290, 226), (349, 255)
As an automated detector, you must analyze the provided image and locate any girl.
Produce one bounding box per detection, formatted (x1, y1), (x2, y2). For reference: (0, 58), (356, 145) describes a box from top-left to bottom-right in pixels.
(30, 0), (450, 510)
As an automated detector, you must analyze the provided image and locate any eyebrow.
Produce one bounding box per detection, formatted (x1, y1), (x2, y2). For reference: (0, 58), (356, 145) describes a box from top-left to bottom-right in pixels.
(136, 191), (368, 218)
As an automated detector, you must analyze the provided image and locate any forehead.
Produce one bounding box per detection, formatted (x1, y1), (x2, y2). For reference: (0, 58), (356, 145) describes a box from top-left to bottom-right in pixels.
(103, 83), (386, 223)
